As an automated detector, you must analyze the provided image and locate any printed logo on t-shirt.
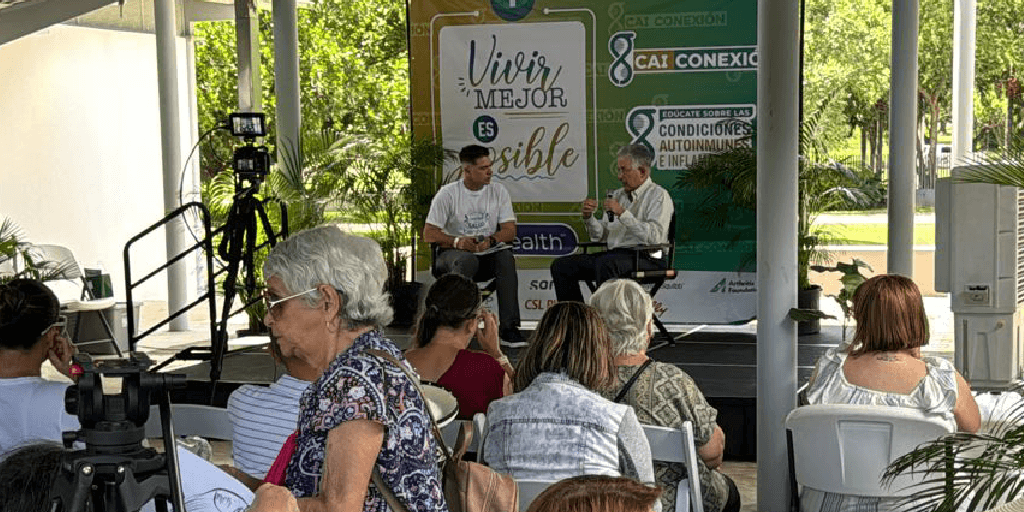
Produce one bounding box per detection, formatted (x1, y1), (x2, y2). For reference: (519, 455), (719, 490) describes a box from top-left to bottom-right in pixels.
(464, 212), (491, 232)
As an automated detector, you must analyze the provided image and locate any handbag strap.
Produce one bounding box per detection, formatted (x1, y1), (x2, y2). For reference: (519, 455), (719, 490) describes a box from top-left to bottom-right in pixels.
(613, 358), (655, 403)
(372, 466), (412, 512)
(364, 348), (455, 512)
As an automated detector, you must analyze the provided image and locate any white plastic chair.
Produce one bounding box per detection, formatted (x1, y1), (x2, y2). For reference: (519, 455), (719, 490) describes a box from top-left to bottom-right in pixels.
(786, 404), (954, 506)
(26, 244), (120, 355)
(440, 419), (469, 450)
(144, 404), (234, 440)
(472, 412), (487, 461)
(644, 421), (704, 512)
(516, 478), (558, 510)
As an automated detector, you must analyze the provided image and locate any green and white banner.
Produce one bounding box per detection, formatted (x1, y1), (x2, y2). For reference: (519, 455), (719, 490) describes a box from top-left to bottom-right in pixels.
(410, 0), (758, 324)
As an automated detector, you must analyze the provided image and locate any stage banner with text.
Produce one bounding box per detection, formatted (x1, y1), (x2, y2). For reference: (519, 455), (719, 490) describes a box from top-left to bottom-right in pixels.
(409, 0), (758, 324)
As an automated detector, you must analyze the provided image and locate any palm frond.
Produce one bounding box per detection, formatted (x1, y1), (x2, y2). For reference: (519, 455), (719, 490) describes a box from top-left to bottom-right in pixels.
(883, 382), (1024, 512)
(954, 139), (1024, 188)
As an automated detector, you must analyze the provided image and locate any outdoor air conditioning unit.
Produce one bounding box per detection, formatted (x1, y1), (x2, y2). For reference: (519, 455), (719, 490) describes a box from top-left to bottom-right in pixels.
(936, 169), (1024, 390)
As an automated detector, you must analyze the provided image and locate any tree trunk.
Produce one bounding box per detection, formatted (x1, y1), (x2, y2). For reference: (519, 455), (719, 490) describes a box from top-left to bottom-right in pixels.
(1008, 94), (1015, 148)
(861, 127), (868, 169)
(875, 116), (884, 178)
(929, 94), (940, 189)
(916, 114), (926, 185)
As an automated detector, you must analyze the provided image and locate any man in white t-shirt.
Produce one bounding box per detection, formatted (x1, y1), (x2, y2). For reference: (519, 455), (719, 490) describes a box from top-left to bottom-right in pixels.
(550, 144), (674, 303)
(423, 145), (525, 347)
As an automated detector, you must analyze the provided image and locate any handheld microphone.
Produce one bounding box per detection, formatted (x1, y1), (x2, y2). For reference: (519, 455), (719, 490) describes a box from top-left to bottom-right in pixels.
(606, 190), (615, 222)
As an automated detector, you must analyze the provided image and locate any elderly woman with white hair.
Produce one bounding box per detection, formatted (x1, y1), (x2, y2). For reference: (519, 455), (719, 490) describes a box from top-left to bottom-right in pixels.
(589, 279), (740, 512)
(251, 226), (447, 512)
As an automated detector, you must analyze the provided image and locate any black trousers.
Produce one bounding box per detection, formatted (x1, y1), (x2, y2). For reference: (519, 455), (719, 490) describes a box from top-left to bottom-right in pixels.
(435, 248), (520, 331)
(550, 248), (667, 303)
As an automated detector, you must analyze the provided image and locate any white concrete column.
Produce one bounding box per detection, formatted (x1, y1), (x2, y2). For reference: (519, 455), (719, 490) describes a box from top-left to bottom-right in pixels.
(273, 0), (301, 157)
(235, 0), (261, 112)
(154, 0), (189, 331)
(887, 0), (919, 277)
(953, 0), (976, 163)
(756, 0), (800, 508)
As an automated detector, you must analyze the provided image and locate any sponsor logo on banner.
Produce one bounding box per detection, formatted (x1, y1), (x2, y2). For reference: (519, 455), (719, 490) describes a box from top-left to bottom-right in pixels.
(709, 278), (757, 294)
(516, 269), (755, 322)
(626, 104), (755, 170)
(513, 224), (578, 256)
(608, 31), (757, 87)
(440, 22), (588, 202)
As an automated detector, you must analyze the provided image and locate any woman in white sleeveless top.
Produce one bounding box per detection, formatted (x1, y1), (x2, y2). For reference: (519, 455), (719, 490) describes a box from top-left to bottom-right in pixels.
(803, 275), (981, 512)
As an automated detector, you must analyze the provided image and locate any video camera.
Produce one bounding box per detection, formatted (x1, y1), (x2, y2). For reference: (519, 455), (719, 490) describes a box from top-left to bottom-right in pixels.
(48, 353), (187, 512)
(229, 112), (270, 180)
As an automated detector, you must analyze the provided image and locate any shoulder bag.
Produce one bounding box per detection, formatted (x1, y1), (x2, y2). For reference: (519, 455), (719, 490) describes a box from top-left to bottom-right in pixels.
(366, 349), (519, 512)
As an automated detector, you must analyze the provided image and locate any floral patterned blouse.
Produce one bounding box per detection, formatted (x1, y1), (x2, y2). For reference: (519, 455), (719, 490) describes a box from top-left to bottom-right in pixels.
(285, 330), (448, 512)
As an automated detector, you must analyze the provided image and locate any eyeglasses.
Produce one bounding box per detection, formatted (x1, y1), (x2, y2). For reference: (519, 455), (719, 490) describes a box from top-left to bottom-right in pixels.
(263, 288), (318, 318)
(41, 315), (68, 337)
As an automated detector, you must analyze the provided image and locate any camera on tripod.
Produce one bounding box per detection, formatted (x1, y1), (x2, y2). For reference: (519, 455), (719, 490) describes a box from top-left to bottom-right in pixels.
(49, 353), (187, 512)
(229, 112), (270, 180)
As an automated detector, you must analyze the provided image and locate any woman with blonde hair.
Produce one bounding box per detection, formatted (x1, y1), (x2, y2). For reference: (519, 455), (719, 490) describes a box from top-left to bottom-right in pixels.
(482, 302), (659, 510)
(590, 279), (740, 512)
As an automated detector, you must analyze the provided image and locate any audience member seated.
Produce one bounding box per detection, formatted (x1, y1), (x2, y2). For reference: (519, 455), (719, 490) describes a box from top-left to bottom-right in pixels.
(250, 226), (446, 511)
(483, 302), (660, 510)
(802, 274), (981, 511)
(227, 337), (317, 480)
(590, 279), (741, 512)
(404, 274), (513, 420)
(0, 442), (262, 512)
(526, 475), (663, 512)
(0, 279), (79, 455)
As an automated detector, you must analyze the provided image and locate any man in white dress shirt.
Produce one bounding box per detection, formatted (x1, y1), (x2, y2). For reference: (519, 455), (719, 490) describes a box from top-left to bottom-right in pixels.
(550, 144), (674, 303)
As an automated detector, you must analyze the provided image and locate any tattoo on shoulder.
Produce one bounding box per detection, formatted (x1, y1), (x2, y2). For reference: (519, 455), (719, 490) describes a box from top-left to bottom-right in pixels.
(876, 354), (900, 362)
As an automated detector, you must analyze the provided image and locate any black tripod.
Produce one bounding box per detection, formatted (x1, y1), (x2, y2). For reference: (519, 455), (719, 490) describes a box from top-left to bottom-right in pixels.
(212, 168), (287, 387)
(48, 354), (187, 512)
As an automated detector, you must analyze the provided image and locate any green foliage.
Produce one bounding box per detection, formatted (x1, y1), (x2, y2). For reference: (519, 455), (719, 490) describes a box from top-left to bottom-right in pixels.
(883, 382), (1024, 511)
(957, 140), (1024, 187)
(0, 218), (77, 284)
(192, 0), (409, 175)
(199, 129), (362, 328)
(805, 0), (891, 152)
(676, 100), (878, 289)
(332, 136), (455, 288)
(808, 259), (872, 341)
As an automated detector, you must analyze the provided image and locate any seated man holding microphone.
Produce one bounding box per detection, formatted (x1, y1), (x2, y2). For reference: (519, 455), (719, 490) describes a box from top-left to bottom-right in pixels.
(550, 143), (674, 302)
(423, 144), (526, 347)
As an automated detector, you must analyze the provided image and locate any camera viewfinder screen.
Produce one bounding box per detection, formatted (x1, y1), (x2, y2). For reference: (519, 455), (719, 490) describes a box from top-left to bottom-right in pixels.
(229, 113), (266, 137)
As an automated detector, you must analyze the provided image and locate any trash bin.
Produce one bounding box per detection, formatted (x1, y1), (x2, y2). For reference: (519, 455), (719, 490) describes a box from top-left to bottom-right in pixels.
(65, 301), (142, 355)
(111, 301), (143, 351)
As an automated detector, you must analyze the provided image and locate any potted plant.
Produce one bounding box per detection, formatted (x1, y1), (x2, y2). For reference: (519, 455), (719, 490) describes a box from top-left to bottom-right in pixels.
(335, 135), (454, 326)
(0, 217), (77, 284)
(676, 107), (878, 334)
(798, 259), (873, 343)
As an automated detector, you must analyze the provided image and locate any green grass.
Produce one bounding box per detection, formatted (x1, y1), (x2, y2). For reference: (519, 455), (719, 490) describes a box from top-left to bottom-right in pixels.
(817, 222), (936, 246)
